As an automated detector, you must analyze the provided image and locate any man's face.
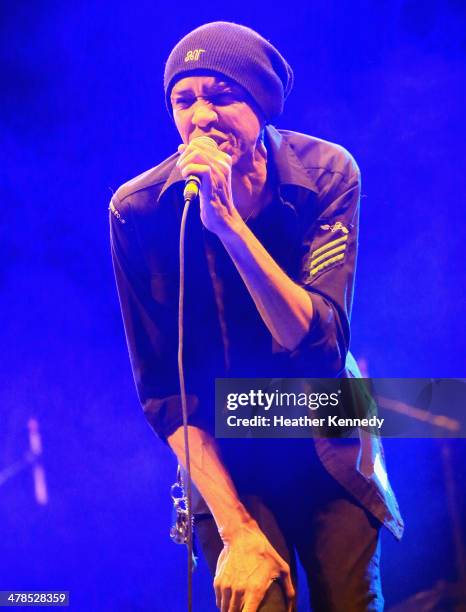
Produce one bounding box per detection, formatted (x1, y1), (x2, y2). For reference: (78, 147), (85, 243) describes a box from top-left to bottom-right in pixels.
(170, 75), (264, 166)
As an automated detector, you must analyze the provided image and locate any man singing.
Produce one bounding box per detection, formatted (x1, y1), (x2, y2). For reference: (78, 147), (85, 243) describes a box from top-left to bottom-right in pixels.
(110, 22), (403, 611)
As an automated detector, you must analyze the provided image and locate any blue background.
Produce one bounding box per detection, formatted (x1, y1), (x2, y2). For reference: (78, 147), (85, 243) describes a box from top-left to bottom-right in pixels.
(1, 1), (465, 610)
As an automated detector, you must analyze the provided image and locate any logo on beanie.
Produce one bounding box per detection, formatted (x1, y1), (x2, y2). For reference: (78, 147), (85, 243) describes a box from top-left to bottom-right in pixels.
(184, 49), (206, 62)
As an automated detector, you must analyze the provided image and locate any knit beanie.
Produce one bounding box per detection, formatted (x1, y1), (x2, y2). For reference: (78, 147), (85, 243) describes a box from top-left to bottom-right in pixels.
(164, 22), (294, 123)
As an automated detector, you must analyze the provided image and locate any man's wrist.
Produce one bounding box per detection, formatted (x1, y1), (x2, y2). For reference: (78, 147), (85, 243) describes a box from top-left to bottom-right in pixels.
(217, 504), (260, 543)
(216, 214), (250, 248)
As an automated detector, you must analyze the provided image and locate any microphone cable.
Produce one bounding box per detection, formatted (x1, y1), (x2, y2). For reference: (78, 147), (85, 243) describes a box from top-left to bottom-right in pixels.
(177, 139), (214, 611)
(178, 196), (194, 612)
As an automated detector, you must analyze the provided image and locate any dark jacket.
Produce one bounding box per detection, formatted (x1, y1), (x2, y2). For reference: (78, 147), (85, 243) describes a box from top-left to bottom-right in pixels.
(110, 125), (404, 539)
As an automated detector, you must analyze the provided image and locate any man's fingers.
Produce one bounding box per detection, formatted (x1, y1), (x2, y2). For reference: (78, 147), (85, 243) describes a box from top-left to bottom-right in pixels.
(178, 162), (211, 182)
(242, 592), (263, 612)
(214, 580), (221, 609)
(220, 586), (232, 612)
(228, 588), (244, 612)
(214, 583), (243, 612)
(280, 569), (296, 612)
(177, 149), (231, 177)
(283, 572), (295, 601)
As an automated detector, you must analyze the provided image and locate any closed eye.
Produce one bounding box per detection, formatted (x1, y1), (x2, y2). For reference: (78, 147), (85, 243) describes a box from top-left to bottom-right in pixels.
(172, 90), (240, 110)
(209, 92), (237, 106)
(172, 96), (195, 109)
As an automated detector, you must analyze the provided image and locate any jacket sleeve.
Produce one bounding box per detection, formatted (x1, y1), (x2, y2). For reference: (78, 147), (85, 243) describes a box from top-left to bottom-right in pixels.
(109, 195), (198, 441)
(290, 160), (360, 376)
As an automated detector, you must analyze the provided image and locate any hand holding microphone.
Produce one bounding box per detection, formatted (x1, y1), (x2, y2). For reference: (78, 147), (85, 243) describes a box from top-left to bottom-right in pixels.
(177, 135), (237, 236)
(182, 136), (219, 202)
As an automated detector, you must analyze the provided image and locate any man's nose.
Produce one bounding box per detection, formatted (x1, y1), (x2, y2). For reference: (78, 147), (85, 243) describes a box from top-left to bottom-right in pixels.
(191, 100), (218, 128)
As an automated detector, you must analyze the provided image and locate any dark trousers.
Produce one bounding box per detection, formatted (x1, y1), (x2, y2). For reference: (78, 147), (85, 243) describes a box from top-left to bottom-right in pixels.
(194, 443), (383, 612)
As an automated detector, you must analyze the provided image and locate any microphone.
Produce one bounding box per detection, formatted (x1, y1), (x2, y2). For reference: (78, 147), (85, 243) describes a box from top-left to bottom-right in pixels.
(183, 136), (218, 202)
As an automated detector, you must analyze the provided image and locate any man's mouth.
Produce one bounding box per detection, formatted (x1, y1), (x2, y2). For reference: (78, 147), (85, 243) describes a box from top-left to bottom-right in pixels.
(218, 140), (233, 152)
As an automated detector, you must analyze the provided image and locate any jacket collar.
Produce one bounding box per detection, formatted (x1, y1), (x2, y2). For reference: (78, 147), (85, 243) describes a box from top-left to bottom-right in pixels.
(157, 158), (183, 202)
(263, 125), (318, 195)
(157, 124), (318, 203)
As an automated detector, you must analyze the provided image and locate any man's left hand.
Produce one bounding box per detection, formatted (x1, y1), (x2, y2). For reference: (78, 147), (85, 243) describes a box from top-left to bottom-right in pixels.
(214, 524), (295, 612)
